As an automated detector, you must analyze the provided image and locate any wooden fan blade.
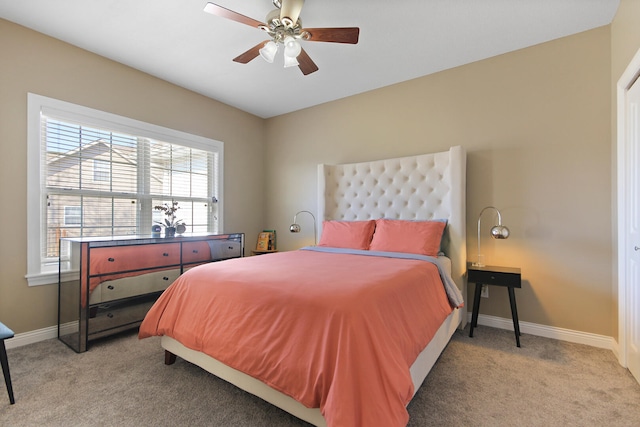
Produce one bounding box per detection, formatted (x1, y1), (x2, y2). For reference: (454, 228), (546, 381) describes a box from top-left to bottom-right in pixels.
(280, 0), (304, 25)
(297, 48), (319, 75)
(203, 2), (265, 29)
(304, 27), (360, 44)
(233, 41), (268, 64)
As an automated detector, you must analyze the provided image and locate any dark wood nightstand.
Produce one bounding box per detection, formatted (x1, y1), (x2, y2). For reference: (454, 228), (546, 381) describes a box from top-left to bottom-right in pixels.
(468, 264), (522, 347)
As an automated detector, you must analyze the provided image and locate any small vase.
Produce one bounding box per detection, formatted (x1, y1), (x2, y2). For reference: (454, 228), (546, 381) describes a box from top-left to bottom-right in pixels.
(165, 227), (176, 238)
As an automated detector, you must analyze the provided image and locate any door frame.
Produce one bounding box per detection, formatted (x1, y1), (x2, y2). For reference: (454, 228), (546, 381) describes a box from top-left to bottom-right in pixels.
(616, 46), (640, 369)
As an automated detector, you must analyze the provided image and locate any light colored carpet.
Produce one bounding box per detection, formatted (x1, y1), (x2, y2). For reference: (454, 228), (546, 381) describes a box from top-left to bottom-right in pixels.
(1, 325), (639, 426)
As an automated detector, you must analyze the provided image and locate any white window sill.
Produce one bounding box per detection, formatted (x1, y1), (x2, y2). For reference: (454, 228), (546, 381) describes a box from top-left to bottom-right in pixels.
(26, 270), (77, 286)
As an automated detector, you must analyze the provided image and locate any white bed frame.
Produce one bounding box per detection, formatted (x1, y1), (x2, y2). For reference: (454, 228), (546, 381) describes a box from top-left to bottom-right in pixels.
(161, 145), (467, 426)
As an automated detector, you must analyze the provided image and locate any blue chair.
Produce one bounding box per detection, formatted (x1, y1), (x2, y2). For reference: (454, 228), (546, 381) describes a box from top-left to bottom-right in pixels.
(0, 322), (14, 404)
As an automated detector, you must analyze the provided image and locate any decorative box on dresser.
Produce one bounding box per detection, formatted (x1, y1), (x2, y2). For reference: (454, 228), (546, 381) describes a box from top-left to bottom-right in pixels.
(58, 233), (244, 352)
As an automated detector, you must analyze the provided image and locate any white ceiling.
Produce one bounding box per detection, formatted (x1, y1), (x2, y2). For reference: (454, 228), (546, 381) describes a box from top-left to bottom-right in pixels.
(0, 0), (619, 118)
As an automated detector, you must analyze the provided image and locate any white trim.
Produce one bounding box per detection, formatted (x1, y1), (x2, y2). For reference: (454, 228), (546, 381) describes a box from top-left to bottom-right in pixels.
(29, 94), (223, 153)
(469, 313), (616, 350)
(616, 47), (640, 368)
(26, 93), (225, 286)
(25, 268), (78, 287)
(6, 317), (616, 355)
(4, 322), (78, 350)
(4, 325), (57, 350)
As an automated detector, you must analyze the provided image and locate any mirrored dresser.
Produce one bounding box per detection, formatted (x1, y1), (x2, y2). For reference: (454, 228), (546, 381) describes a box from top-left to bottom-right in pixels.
(58, 233), (244, 352)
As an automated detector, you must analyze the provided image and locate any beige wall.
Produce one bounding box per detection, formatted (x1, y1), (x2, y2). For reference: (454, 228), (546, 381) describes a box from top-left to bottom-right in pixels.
(265, 27), (613, 335)
(612, 0), (640, 80)
(0, 19), (266, 333)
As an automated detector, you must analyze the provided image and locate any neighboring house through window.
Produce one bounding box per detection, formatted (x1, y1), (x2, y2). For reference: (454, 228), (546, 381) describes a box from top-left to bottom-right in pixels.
(27, 93), (224, 285)
(93, 159), (110, 182)
(63, 206), (82, 226)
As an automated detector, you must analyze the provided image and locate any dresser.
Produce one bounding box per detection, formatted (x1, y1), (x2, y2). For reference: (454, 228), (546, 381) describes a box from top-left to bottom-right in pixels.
(58, 233), (244, 352)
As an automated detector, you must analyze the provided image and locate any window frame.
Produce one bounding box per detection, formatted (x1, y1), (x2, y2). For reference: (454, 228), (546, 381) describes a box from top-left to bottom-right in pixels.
(26, 93), (224, 286)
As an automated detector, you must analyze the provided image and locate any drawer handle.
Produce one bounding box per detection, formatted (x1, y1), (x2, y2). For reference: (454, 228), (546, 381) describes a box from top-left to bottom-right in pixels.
(108, 257), (115, 262)
(107, 313), (114, 318)
(107, 285), (114, 290)
(163, 276), (169, 281)
(163, 252), (169, 257)
(228, 246), (234, 250)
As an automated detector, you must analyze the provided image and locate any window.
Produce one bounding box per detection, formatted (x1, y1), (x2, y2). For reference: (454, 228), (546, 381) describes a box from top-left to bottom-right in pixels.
(93, 159), (110, 182)
(63, 206), (82, 226)
(27, 94), (224, 285)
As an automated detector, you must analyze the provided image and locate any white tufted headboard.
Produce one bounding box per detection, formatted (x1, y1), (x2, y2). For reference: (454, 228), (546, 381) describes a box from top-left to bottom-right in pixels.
(317, 146), (467, 300)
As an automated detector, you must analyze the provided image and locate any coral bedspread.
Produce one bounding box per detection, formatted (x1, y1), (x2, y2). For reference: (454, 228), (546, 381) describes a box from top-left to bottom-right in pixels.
(139, 248), (456, 427)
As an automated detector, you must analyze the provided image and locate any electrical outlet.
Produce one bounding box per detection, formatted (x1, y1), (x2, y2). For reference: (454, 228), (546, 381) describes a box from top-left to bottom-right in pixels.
(481, 285), (489, 298)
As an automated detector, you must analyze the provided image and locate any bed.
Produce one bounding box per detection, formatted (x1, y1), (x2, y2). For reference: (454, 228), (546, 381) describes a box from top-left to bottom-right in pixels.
(139, 145), (467, 427)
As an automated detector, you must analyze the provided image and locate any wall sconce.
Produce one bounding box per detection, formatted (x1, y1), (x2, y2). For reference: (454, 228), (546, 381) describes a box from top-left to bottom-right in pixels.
(473, 206), (510, 267)
(289, 210), (317, 245)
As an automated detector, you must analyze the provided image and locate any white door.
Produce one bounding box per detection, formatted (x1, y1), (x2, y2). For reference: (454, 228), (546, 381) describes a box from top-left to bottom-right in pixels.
(625, 76), (640, 383)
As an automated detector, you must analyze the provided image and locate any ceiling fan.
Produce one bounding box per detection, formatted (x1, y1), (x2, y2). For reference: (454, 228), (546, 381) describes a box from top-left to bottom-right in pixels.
(203, 0), (360, 76)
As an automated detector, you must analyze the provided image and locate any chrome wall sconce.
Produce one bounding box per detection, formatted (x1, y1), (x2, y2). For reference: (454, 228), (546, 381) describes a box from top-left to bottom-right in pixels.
(473, 206), (510, 267)
(289, 210), (317, 245)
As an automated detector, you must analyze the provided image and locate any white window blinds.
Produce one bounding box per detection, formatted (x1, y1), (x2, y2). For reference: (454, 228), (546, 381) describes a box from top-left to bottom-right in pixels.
(27, 94), (224, 285)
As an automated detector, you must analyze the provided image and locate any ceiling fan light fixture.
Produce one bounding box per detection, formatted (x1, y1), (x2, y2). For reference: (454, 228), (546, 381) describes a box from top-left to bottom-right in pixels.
(283, 53), (299, 68)
(259, 41), (278, 63)
(204, 0), (359, 76)
(283, 36), (301, 58)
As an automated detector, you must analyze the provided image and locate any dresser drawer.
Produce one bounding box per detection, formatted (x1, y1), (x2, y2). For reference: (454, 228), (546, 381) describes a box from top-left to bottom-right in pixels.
(208, 239), (243, 261)
(99, 269), (180, 302)
(467, 267), (521, 288)
(90, 243), (180, 275)
(88, 294), (158, 336)
(181, 241), (213, 264)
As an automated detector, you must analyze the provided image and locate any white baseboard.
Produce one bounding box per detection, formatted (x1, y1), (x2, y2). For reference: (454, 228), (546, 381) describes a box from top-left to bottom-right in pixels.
(4, 325), (58, 350)
(469, 312), (616, 350)
(6, 317), (617, 353)
(4, 322), (77, 350)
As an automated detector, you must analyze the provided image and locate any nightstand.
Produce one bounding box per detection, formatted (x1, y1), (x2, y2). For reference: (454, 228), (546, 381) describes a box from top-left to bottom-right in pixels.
(251, 250), (278, 256)
(468, 264), (522, 347)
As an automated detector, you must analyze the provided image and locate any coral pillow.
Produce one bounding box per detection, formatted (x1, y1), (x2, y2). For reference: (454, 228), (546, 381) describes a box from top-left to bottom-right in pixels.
(318, 220), (376, 250)
(369, 219), (446, 256)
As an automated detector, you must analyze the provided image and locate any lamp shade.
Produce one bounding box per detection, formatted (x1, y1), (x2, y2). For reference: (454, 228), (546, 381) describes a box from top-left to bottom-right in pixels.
(289, 223), (301, 233)
(283, 54), (299, 68)
(490, 224), (510, 239)
(259, 41), (278, 63)
(283, 36), (302, 58)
